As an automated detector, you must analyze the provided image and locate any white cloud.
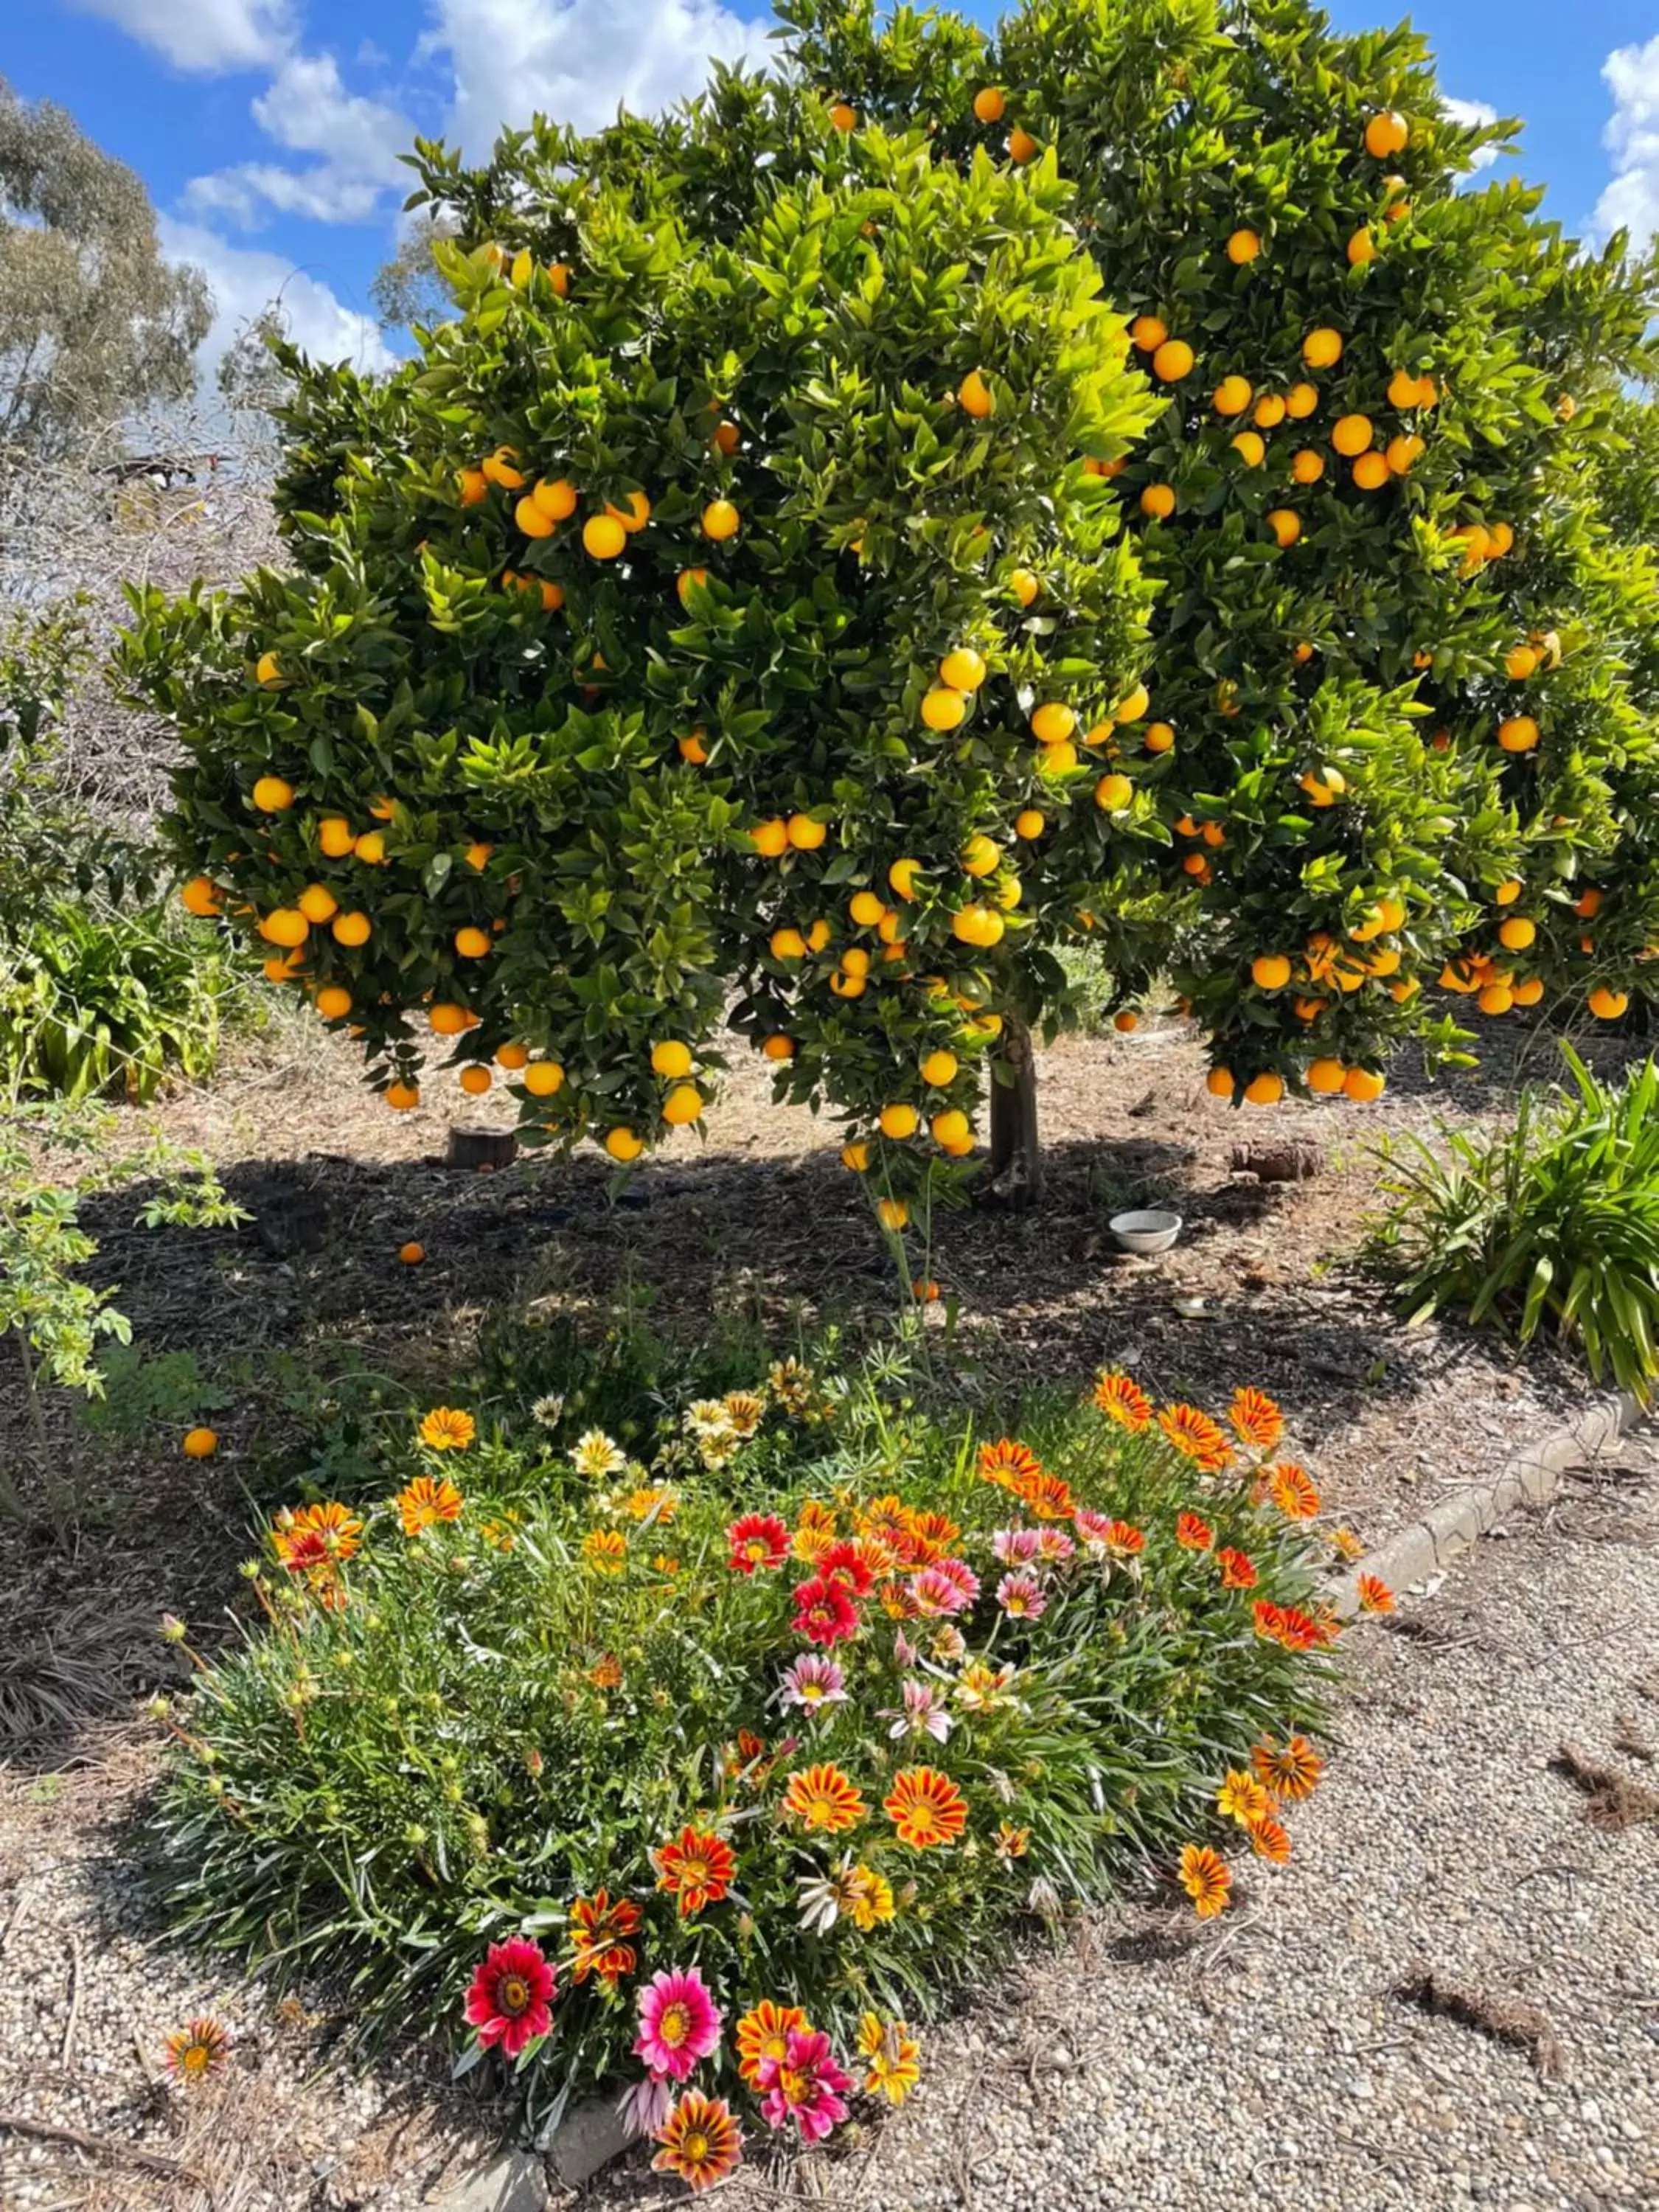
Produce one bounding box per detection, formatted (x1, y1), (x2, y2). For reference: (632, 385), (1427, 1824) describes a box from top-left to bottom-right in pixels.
(159, 216), (397, 377)
(1442, 97), (1502, 173)
(425, 0), (769, 153)
(66, 0), (294, 72)
(1594, 35), (1659, 246)
(184, 52), (414, 229)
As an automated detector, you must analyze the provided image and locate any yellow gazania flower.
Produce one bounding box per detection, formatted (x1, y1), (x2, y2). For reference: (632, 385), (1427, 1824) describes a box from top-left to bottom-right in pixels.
(846, 1864), (895, 1930)
(858, 2011), (921, 2107)
(1216, 1769), (1272, 1827)
(582, 1528), (627, 1576)
(419, 1405), (476, 1451)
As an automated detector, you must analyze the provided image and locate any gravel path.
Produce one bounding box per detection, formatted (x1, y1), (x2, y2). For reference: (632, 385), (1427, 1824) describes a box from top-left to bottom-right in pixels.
(3, 1450), (1656, 2211)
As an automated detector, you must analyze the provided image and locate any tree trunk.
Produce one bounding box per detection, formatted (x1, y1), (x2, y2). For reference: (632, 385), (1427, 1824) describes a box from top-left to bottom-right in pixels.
(984, 1015), (1043, 1208)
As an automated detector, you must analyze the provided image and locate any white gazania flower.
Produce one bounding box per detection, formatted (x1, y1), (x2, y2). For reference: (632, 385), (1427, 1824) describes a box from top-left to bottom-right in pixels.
(530, 1392), (566, 1429)
(570, 1428), (627, 1480)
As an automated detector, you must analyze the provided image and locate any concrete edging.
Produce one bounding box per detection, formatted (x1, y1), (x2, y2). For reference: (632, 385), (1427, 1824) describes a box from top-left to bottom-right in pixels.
(1329, 1387), (1647, 1617)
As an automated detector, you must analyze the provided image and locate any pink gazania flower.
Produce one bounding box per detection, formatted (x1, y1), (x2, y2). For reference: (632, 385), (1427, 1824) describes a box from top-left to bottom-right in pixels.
(464, 1937), (557, 2059)
(756, 2026), (854, 2143)
(617, 2072), (675, 2140)
(779, 1652), (849, 1715)
(993, 1527), (1042, 1565)
(893, 1630), (920, 1671)
(880, 1677), (953, 1744)
(1035, 1526), (1075, 1565)
(910, 1558), (979, 1616)
(1175, 1512), (1214, 1551)
(995, 1571), (1046, 1620)
(633, 1966), (723, 2083)
(728, 1512), (790, 1574)
(791, 1574), (860, 1647)
(1073, 1507), (1116, 1553)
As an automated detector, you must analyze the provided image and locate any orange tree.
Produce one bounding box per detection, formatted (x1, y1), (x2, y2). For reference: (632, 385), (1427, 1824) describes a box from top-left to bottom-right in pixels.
(121, 97), (1161, 1220)
(783, 0), (1659, 1096)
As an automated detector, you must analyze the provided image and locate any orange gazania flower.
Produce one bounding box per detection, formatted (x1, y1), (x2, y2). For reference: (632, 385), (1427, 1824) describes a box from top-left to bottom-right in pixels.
(568, 1888), (642, 1984)
(978, 1438), (1041, 1492)
(1329, 1526), (1366, 1560)
(651, 2090), (742, 2193)
(1228, 1385), (1284, 1451)
(1093, 1370), (1152, 1431)
(1268, 1462), (1321, 1519)
(1157, 1403), (1232, 1472)
(654, 1826), (736, 1917)
(1247, 1812), (1292, 1863)
(1178, 1842), (1232, 1919)
(1015, 1468), (1077, 1521)
(1357, 1573), (1396, 1615)
(736, 2000), (809, 2085)
(582, 1528), (627, 1575)
(782, 1762), (867, 1834)
(884, 1766), (967, 1848)
(419, 1405), (476, 1451)
(902, 1508), (962, 1564)
(1216, 1769), (1271, 1826)
(397, 1474), (462, 1535)
(855, 1495), (913, 1545)
(1217, 1547), (1257, 1590)
(587, 1654), (622, 1689)
(1105, 1519), (1145, 1558)
(791, 1498), (838, 1564)
(273, 1500), (363, 1568)
(1251, 1733), (1324, 1802)
(1175, 1511), (1214, 1551)
(164, 2015), (231, 2081)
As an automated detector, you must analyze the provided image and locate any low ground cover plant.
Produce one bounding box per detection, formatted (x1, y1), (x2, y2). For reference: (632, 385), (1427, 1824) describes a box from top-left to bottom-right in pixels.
(154, 1347), (1348, 2183)
(1366, 1046), (1659, 1399)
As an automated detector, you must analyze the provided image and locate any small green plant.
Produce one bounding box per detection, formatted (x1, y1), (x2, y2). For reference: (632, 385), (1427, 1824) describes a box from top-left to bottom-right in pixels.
(1365, 1046), (1659, 1399)
(0, 1099), (243, 1529)
(0, 901), (238, 1102)
(153, 1347), (1339, 2156)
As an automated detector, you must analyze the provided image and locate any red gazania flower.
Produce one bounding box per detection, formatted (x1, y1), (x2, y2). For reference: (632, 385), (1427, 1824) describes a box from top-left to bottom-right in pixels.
(782, 1761), (867, 1834)
(817, 1540), (875, 1597)
(736, 2000), (809, 2087)
(1228, 1385), (1284, 1451)
(273, 1500), (363, 1567)
(792, 1574), (860, 1647)
(654, 1826), (736, 1917)
(1093, 1369), (1152, 1432)
(1217, 1547), (1257, 1590)
(728, 1512), (790, 1574)
(274, 1527), (332, 1577)
(653, 2090), (742, 2193)
(464, 1936), (557, 2058)
(1247, 1812), (1292, 1863)
(1273, 1604), (1326, 1652)
(1105, 1519), (1145, 1559)
(1268, 1462), (1322, 1520)
(1177, 1843), (1232, 1919)
(977, 1438), (1041, 1492)
(1251, 1733), (1325, 1803)
(1357, 1573), (1396, 1615)
(883, 1766), (967, 1848)
(1157, 1404), (1232, 1472)
(568, 1888), (642, 1986)
(1015, 1468), (1077, 1521)
(1175, 1511), (1214, 1551)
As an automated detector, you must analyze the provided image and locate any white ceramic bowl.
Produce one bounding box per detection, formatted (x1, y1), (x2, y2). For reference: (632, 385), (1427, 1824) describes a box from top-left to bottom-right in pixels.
(1108, 1208), (1182, 1256)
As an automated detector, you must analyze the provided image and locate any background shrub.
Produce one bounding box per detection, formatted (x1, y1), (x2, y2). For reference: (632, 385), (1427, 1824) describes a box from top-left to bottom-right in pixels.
(153, 1343), (1338, 2135)
(1366, 1045), (1659, 1397)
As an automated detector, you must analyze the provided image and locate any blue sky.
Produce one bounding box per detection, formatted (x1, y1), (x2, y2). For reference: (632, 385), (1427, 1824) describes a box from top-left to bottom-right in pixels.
(5, 1), (1659, 376)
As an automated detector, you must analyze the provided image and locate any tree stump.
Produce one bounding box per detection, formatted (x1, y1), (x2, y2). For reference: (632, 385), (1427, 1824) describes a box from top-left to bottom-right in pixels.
(1228, 1139), (1324, 1184)
(446, 1127), (518, 1173)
